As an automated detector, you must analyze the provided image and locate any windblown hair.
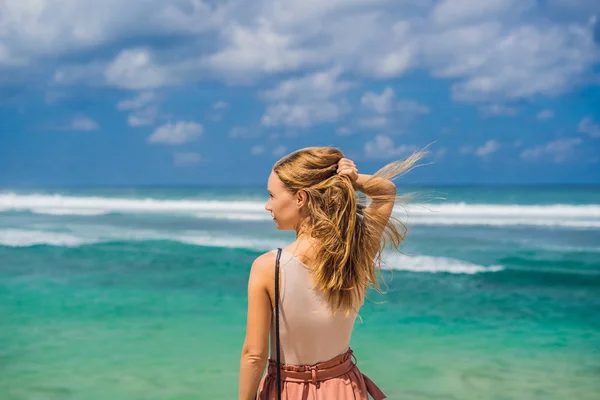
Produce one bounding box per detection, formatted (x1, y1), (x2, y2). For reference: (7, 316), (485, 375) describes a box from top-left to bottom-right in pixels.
(273, 146), (428, 315)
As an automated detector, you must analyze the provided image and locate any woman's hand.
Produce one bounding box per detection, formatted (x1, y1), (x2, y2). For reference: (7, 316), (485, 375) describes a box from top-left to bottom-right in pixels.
(337, 158), (359, 186)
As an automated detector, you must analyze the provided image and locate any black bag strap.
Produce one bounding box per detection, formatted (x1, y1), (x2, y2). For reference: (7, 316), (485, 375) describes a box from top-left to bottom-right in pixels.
(275, 248), (282, 400)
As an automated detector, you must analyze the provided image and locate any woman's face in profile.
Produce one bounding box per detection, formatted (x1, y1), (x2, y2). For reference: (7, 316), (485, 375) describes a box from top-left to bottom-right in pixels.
(265, 171), (301, 230)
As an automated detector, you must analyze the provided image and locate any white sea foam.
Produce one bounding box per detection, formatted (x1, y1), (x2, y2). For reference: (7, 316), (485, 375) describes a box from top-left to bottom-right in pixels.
(0, 227), (282, 251)
(194, 212), (271, 221)
(31, 208), (110, 216)
(1, 193), (599, 228)
(404, 202), (600, 217)
(0, 193), (263, 213)
(0, 227), (503, 274)
(382, 253), (504, 274)
(404, 216), (600, 228)
(174, 232), (281, 250)
(0, 229), (95, 247)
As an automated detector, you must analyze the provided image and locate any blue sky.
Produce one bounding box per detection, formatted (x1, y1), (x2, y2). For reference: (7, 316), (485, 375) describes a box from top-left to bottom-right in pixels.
(1, 0), (599, 186)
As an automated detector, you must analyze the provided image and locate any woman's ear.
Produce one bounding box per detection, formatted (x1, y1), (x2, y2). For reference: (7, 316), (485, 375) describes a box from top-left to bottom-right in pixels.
(296, 189), (307, 208)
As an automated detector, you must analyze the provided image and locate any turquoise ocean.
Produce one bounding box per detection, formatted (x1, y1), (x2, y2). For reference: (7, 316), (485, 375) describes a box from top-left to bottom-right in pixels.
(1, 186), (599, 399)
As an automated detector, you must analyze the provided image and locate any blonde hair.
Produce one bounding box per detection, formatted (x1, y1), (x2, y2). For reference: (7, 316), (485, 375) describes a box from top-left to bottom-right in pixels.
(273, 146), (427, 315)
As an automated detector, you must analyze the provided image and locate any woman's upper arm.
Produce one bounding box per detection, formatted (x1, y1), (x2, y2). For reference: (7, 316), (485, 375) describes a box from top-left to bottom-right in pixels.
(242, 252), (275, 358)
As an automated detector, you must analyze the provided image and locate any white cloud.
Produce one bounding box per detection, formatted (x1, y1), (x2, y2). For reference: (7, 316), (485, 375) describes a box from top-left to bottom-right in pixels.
(206, 20), (322, 80)
(52, 51), (186, 89)
(480, 104), (519, 116)
(105, 48), (171, 90)
(357, 92), (427, 129)
(54, 115), (99, 131)
(148, 121), (203, 145)
(127, 107), (159, 127)
(546, 0), (600, 18)
(266, 0), (391, 25)
(475, 140), (500, 157)
(262, 101), (348, 128)
(229, 126), (260, 139)
(70, 115), (99, 131)
(369, 46), (414, 78)
(128, 115), (151, 127)
(261, 66), (352, 101)
(173, 152), (202, 166)
(53, 61), (105, 85)
(116, 92), (159, 127)
(251, 145), (265, 155)
(358, 99), (427, 129)
(273, 145), (287, 156)
(578, 117), (600, 138)
(364, 135), (417, 159)
(260, 68), (352, 128)
(45, 114), (99, 131)
(0, 42), (26, 66)
(117, 92), (155, 110)
(207, 101), (229, 122)
(0, 0), (216, 67)
(249, 2), (598, 102)
(461, 140), (501, 157)
(358, 116), (388, 128)
(3, 0), (600, 106)
(396, 99), (430, 116)
(536, 109), (555, 120)
(520, 138), (582, 163)
(432, 0), (535, 26)
(435, 23), (599, 101)
(212, 101), (229, 110)
(361, 87), (395, 114)
(336, 126), (352, 136)
(460, 145), (474, 154)
(229, 127), (247, 138)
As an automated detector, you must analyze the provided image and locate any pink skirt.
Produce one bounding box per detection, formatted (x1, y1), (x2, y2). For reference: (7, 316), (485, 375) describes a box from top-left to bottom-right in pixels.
(257, 348), (386, 399)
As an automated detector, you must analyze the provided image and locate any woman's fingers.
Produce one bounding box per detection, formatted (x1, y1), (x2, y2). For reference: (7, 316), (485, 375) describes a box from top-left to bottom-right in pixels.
(338, 159), (356, 172)
(338, 167), (358, 181)
(339, 158), (355, 167)
(336, 159), (358, 181)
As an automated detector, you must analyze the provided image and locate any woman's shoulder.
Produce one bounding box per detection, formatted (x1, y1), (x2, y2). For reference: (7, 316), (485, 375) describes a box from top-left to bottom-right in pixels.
(252, 250), (276, 268)
(250, 245), (298, 273)
(248, 250), (278, 281)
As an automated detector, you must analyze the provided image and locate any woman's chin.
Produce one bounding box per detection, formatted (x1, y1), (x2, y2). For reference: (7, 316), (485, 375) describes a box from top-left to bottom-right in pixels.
(273, 219), (285, 230)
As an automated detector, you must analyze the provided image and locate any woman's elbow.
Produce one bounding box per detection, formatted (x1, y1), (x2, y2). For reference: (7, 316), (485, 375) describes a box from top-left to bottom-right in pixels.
(383, 180), (396, 194)
(241, 345), (268, 366)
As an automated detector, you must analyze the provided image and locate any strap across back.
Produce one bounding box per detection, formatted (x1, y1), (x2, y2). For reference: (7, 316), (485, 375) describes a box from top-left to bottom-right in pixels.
(275, 248), (282, 400)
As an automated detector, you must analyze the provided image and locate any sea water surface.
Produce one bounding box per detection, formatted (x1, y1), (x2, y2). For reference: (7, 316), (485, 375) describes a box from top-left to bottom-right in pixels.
(1, 186), (599, 399)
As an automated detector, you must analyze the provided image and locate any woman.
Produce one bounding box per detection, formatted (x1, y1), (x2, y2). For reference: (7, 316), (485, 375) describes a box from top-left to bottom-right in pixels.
(239, 147), (425, 399)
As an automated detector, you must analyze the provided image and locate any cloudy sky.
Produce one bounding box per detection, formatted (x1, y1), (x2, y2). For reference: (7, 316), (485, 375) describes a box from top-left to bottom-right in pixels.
(1, 0), (599, 186)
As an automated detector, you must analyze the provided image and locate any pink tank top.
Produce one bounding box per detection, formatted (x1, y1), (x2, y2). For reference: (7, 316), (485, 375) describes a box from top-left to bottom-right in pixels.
(270, 249), (361, 366)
